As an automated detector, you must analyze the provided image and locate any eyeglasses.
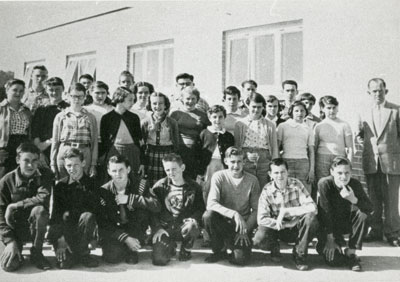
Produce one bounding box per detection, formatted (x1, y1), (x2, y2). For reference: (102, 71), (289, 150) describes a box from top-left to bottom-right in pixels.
(177, 82), (192, 87)
(70, 95), (85, 100)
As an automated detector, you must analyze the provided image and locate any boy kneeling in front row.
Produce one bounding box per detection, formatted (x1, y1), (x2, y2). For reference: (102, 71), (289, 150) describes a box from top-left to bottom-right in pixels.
(203, 146), (260, 265)
(150, 153), (205, 266)
(0, 143), (53, 271)
(253, 158), (318, 271)
(47, 148), (99, 269)
(97, 155), (158, 264)
(317, 157), (372, 271)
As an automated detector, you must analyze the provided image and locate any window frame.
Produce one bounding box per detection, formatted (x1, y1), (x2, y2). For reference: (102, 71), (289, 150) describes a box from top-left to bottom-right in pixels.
(65, 51), (96, 90)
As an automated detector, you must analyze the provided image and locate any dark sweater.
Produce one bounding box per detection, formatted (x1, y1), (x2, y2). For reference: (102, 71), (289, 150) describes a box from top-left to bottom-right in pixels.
(318, 176), (373, 234)
(100, 109), (145, 162)
(0, 167), (52, 244)
(199, 129), (234, 175)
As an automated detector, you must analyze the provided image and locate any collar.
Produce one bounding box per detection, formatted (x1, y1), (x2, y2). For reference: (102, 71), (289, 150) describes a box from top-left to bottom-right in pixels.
(28, 87), (46, 95)
(373, 100), (386, 109)
(1, 100), (28, 111)
(286, 118), (305, 128)
(207, 126), (226, 134)
(266, 116), (278, 122)
(269, 178), (296, 195)
(246, 116), (263, 124)
(15, 167), (41, 187)
(65, 107), (88, 116)
(68, 173), (86, 185)
(110, 179), (133, 194)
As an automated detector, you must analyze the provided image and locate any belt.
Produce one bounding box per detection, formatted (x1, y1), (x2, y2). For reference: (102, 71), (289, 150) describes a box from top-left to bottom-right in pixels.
(63, 142), (89, 148)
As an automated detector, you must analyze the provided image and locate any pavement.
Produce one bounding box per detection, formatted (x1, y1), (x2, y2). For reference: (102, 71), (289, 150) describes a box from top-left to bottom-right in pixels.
(1, 240), (399, 282)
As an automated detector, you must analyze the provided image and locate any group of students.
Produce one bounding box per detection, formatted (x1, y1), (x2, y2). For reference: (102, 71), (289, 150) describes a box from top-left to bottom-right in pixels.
(0, 66), (399, 273)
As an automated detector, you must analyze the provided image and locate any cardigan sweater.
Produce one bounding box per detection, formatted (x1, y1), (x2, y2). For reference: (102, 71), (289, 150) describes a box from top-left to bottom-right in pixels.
(141, 115), (180, 152)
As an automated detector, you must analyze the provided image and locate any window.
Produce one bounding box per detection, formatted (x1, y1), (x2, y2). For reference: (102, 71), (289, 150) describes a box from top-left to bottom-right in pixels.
(128, 40), (174, 93)
(65, 51), (96, 90)
(224, 21), (303, 96)
(23, 59), (46, 88)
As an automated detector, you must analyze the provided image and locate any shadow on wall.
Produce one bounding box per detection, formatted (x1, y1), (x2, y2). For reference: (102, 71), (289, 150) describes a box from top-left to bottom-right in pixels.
(0, 70), (15, 102)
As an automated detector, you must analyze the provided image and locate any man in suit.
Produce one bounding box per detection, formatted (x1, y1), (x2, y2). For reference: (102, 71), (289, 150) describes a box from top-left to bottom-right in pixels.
(356, 78), (400, 246)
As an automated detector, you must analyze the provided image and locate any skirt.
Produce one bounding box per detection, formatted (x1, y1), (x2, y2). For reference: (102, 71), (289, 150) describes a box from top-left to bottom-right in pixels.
(146, 144), (175, 186)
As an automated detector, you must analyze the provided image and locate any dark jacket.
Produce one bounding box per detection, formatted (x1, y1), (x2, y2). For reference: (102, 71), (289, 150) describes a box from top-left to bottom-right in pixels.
(0, 167), (52, 244)
(199, 129), (234, 175)
(97, 179), (159, 243)
(149, 176), (205, 232)
(100, 109), (145, 162)
(48, 174), (98, 242)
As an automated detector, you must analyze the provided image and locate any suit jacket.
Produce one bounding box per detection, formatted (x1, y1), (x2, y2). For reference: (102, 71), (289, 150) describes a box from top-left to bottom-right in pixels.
(356, 101), (400, 174)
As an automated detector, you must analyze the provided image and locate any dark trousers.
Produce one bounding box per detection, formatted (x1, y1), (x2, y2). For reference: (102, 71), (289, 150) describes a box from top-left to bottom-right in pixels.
(253, 213), (318, 257)
(0, 134), (28, 179)
(366, 163), (400, 238)
(317, 209), (367, 266)
(0, 205), (49, 272)
(49, 212), (97, 257)
(178, 144), (199, 179)
(203, 211), (252, 265)
(152, 220), (200, 266)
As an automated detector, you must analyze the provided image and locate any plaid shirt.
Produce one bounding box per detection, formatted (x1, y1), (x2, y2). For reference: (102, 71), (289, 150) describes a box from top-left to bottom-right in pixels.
(9, 106), (31, 135)
(257, 177), (316, 229)
(22, 87), (49, 113)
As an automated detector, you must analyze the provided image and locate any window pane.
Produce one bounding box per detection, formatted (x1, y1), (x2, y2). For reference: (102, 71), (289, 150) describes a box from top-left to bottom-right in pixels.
(162, 47), (174, 88)
(229, 38), (248, 86)
(133, 51), (143, 82)
(146, 49), (159, 87)
(255, 34), (275, 85)
(281, 31), (303, 82)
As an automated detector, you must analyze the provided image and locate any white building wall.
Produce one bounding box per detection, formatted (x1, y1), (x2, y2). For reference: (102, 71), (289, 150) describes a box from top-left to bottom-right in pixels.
(13, 0), (400, 125)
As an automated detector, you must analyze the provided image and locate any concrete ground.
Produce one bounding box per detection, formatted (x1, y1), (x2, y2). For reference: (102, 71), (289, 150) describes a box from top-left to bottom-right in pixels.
(1, 240), (399, 282)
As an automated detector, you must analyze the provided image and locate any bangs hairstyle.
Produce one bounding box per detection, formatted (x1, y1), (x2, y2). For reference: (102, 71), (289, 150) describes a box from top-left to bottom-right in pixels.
(223, 86), (241, 100)
(112, 86), (133, 105)
(181, 86), (200, 101)
(162, 153), (184, 166)
(176, 73), (194, 82)
(108, 155), (131, 168)
(89, 81), (109, 93)
(330, 156), (352, 169)
(241, 79), (258, 88)
(79, 74), (94, 82)
(63, 147), (84, 161)
(225, 146), (243, 159)
(207, 105), (227, 118)
(132, 81), (155, 95)
(45, 77), (64, 89)
(298, 92), (316, 104)
(17, 142), (40, 158)
(288, 100), (308, 118)
(247, 92), (266, 108)
(146, 92), (171, 111)
(69, 82), (86, 94)
(282, 80), (298, 89)
(5, 78), (25, 90)
(268, 158), (289, 171)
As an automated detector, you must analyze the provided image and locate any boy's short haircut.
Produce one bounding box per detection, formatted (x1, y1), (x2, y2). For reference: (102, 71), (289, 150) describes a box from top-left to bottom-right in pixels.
(119, 70), (134, 81)
(108, 155), (131, 169)
(89, 81), (109, 93)
(16, 142), (40, 158)
(368, 77), (386, 88)
(175, 73), (194, 82)
(241, 79), (258, 88)
(265, 95), (279, 104)
(298, 92), (316, 104)
(69, 82), (86, 94)
(5, 79), (25, 90)
(79, 74), (94, 82)
(45, 77), (64, 89)
(132, 81), (155, 95)
(112, 86), (133, 105)
(63, 147), (84, 162)
(247, 92), (266, 108)
(162, 153), (184, 166)
(330, 156), (352, 169)
(181, 86), (200, 101)
(268, 158), (289, 171)
(288, 100), (309, 118)
(207, 105), (226, 118)
(146, 92), (171, 111)
(224, 146), (243, 159)
(282, 80), (298, 89)
(32, 65), (48, 72)
(223, 86), (241, 100)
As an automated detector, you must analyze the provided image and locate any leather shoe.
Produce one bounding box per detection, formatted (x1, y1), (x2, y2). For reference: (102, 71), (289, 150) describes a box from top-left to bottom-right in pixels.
(364, 231), (383, 242)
